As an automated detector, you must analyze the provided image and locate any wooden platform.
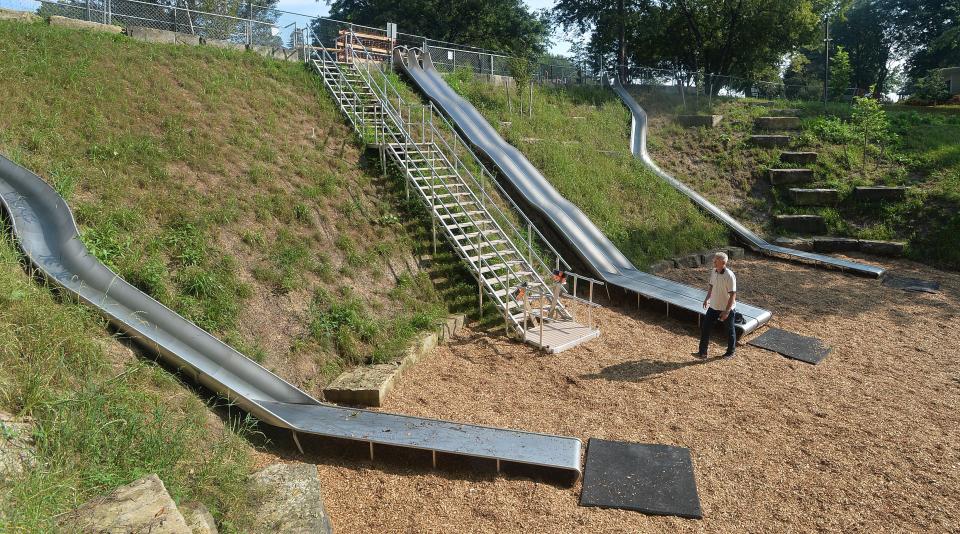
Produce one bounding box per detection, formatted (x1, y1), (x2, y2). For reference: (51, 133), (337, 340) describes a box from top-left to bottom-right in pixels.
(524, 320), (599, 353)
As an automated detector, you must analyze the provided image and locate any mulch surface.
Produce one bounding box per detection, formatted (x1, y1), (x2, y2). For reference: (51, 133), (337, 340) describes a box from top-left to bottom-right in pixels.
(287, 253), (959, 532)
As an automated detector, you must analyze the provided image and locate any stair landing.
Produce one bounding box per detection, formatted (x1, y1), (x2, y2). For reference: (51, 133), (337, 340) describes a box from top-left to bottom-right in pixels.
(523, 320), (600, 353)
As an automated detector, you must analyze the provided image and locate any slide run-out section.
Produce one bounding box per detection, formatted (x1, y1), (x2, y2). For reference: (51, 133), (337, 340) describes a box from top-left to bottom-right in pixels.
(396, 48), (771, 334)
(605, 75), (885, 279)
(0, 154), (582, 482)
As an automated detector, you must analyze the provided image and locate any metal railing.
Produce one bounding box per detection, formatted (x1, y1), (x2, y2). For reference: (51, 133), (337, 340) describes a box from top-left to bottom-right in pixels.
(320, 32), (606, 309)
(312, 32), (574, 332)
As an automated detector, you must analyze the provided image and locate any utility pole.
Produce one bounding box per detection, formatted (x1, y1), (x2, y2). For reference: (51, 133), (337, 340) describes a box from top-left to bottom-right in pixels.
(823, 16), (831, 107)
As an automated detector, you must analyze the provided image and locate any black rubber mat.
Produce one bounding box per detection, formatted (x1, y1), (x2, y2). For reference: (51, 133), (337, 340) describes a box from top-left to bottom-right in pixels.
(748, 328), (831, 364)
(881, 275), (940, 293)
(579, 438), (702, 519)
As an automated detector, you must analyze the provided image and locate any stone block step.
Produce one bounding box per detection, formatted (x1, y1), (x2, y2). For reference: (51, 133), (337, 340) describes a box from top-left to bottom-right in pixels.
(773, 236), (813, 251)
(676, 115), (723, 128)
(788, 188), (839, 206)
(769, 108), (801, 116)
(813, 237), (860, 253)
(769, 168), (814, 186)
(750, 135), (790, 147)
(860, 240), (906, 256)
(775, 236), (904, 256)
(852, 186), (909, 202)
(774, 215), (827, 234)
(780, 151), (818, 164)
(755, 116), (801, 130)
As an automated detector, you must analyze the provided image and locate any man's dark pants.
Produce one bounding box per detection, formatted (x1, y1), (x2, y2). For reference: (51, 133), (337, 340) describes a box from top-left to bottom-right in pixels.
(699, 307), (736, 355)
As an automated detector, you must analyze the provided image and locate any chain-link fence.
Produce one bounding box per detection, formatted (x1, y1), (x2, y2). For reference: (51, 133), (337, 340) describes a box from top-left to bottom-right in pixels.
(4, 0), (858, 103)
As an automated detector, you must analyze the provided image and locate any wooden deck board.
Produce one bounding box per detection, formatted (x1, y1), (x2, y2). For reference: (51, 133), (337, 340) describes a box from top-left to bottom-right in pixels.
(524, 320), (599, 353)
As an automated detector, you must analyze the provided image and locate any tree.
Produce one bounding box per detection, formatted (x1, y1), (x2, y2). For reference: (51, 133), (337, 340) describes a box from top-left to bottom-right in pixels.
(912, 71), (951, 103)
(830, 45), (853, 99)
(850, 89), (890, 172)
(658, 0), (823, 94)
(325, 0), (550, 57)
(553, 0), (648, 82)
(877, 0), (960, 86)
(830, 0), (896, 97)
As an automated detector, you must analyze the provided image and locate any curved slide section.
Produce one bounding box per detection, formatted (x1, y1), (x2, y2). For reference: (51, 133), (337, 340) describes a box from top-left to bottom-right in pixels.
(605, 75), (885, 279)
(0, 154), (582, 481)
(396, 49), (772, 334)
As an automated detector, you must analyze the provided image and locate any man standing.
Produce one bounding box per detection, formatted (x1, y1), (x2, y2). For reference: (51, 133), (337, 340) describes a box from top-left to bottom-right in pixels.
(693, 252), (737, 359)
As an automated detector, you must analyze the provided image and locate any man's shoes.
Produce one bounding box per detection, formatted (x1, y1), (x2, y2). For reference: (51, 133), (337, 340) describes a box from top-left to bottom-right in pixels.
(722, 351), (736, 359)
(691, 352), (708, 360)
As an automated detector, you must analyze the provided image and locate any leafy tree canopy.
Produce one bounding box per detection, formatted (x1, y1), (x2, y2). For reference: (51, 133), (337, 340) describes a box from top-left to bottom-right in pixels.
(326, 0), (551, 56)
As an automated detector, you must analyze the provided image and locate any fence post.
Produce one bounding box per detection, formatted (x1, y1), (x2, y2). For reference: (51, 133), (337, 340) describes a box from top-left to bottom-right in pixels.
(247, 0), (253, 47)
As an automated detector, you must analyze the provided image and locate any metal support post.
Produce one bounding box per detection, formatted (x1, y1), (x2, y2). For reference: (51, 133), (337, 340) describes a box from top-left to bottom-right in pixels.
(291, 430), (304, 454)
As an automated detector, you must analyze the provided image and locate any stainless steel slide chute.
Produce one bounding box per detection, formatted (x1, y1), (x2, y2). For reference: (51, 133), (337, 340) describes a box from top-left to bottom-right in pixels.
(0, 154), (582, 482)
(395, 49), (772, 334)
(604, 74), (885, 279)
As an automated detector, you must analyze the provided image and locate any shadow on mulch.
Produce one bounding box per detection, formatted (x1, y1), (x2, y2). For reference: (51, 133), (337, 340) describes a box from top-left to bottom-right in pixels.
(580, 358), (712, 383)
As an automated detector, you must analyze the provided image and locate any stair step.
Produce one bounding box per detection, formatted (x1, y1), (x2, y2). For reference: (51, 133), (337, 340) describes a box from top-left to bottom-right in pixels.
(436, 201), (479, 210)
(755, 116), (801, 130)
(780, 151), (817, 164)
(750, 135), (790, 147)
(477, 261), (526, 274)
(437, 211), (485, 220)
(443, 220), (495, 230)
(417, 183), (467, 193)
(461, 240), (507, 252)
(773, 214), (827, 234)
(788, 188), (839, 206)
(852, 186), (909, 202)
(454, 230), (497, 240)
(432, 191), (474, 201)
(769, 168), (813, 186)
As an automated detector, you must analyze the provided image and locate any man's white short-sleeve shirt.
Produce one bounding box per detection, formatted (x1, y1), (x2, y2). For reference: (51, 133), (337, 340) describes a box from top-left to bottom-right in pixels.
(709, 268), (737, 311)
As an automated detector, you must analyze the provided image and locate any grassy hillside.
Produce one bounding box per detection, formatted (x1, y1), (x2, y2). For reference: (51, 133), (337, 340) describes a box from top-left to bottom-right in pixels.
(446, 72), (728, 269)
(632, 92), (960, 269)
(0, 233), (253, 530)
(0, 20), (450, 388)
(0, 18), (466, 530)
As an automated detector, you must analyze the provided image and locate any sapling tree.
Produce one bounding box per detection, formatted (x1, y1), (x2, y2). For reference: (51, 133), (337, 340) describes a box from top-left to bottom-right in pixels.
(850, 87), (890, 173)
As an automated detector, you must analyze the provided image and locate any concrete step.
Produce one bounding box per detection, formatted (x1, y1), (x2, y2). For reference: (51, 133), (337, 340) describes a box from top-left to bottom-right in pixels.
(755, 116), (801, 130)
(852, 186), (909, 202)
(774, 236), (905, 256)
(676, 114), (722, 128)
(773, 236), (813, 251)
(780, 151), (818, 164)
(769, 168), (814, 186)
(774, 215), (827, 234)
(750, 135), (791, 148)
(813, 236), (860, 253)
(788, 188), (839, 206)
(769, 108), (801, 116)
(860, 240), (906, 256)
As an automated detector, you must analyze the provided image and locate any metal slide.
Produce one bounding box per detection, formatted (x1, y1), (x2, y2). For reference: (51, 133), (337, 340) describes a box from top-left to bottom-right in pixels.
(396, 49), (772, 334)
(0, 154), (582, 481)
(604, 75), (885, 278)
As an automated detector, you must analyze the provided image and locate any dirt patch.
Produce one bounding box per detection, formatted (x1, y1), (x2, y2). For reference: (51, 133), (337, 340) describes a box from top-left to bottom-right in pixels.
(267, 254), (960, 532)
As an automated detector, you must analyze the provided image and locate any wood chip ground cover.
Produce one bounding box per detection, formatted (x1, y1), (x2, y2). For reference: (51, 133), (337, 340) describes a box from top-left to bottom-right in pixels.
(263, 254), (958, 532)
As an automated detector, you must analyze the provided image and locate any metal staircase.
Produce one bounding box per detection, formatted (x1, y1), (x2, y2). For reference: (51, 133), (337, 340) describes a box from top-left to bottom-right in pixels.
(308, 33), (601, 353)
